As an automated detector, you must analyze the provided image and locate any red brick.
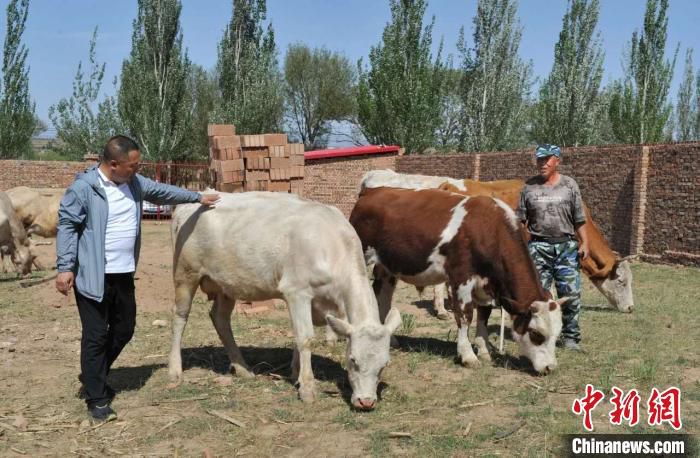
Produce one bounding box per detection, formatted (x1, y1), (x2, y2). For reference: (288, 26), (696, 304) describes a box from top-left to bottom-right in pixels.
(264, 133), (288, 147)
(270, 157), (290, 169)
(242, 148), (269, 159)
(210, 135), (241, 149)
(207, 124), (236, 136)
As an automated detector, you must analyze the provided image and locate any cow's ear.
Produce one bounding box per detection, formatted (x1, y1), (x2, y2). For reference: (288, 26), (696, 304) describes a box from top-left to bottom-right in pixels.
(383, 307), (402, 335)
(326, 314), (353, 338)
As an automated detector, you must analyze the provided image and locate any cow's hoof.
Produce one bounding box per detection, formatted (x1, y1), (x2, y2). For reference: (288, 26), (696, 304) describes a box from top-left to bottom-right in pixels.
(298, 385), (318, 403)
(460, 357), (481, 369)
(478, 351), (492, 363)
(230, 364), (254, 379)
(436, 311), (451, 321)
(166, 379), (182, 390)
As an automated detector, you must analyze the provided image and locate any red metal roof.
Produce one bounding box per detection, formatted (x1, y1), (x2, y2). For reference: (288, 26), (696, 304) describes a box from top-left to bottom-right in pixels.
(304, 145), (400, 160)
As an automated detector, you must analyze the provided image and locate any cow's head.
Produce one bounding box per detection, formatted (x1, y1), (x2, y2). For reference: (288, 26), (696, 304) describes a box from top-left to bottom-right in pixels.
(511, 298), (565, 374)
(10, 243), (34, 276)
(326, 307), (402, 411)
(590, 259), (634, 313)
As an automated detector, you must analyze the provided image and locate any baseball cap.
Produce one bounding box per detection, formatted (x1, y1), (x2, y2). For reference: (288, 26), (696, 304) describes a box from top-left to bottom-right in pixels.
(535, 144), (561, 159)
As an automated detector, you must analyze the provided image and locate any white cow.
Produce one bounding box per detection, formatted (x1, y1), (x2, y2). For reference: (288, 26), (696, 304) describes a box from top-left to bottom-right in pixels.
(6, 186), (63, 238)
(360, 169), (466, 192)
(0, 192), (36, 276)
(169, 192), (401, 410)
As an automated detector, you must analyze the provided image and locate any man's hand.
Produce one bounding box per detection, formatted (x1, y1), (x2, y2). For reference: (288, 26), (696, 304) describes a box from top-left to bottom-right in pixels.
(199, 192), (221, 207)
(56, 271), (74, 296)
(578, 243), (590, 261)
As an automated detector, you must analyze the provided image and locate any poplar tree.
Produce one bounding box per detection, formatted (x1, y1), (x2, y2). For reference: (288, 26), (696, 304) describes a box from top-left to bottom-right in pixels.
(533, 0), (604, 147)
(216, 0), (284, 133)
(0, 0), (36, 159)
(458, 0), (532, 152)
(608, 0), (678, 144)
(118, 0), (192, 161)
(356, 0), (444, 153)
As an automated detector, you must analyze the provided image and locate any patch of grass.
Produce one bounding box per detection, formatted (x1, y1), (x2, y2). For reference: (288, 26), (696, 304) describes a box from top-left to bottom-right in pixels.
(333, 409), (368, 430)
(272, 408), (295, 422)
(400, 312), (417, 335)
(684, 381), (700, 401)
(633, 358), (659, 384)
(368, 430), (390, 457)
(407, 353), (419, 374)
(416, 434), (474, 456)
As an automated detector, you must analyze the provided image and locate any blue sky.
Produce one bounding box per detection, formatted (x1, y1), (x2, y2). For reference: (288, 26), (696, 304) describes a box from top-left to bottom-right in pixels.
(2, 0), (699, 134)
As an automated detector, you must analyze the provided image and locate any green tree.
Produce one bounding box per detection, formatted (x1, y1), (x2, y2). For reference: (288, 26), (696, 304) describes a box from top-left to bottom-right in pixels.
(215, 0), (283, 134)
(675, 48), (695, 141)
(608, 0), (678, 144)
(356, 0), (444, 154)
(118, 0), (192, 162)
(183, 65), (218, 160)
(435, 59), (464, 150)
(0, 0), (36, 159)
(458, 0), (533, 152)
(533, 0), (604, 147)
(284, 44), (356, 149)
(49, 28), (123, 159)
(694, 71), (700, 139)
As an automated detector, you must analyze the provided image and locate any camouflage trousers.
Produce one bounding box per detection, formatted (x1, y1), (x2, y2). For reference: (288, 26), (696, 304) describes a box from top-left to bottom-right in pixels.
(528, 240), (582, 343)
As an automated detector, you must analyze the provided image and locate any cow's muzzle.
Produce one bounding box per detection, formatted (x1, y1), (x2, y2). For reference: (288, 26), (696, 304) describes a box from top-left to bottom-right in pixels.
(353, 398), (377, 411)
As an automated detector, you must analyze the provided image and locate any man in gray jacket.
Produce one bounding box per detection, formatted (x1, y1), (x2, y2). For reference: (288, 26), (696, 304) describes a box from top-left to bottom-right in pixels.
(56, 135), (219, 422)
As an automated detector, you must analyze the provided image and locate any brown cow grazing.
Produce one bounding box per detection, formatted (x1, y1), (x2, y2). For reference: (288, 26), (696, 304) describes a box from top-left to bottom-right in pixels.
(350, 187), (566, 374)
(439, 179), (635, 313)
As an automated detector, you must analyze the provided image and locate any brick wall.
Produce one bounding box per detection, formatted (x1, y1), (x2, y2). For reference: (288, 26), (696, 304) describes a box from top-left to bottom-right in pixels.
(395, 147), (637, 256)
(395, 153), (477, 179)
(642, 143), (700, 266)
(304, 153), (397, 217)
(0, 160), (88, 190)
(388, 143), (698, 266)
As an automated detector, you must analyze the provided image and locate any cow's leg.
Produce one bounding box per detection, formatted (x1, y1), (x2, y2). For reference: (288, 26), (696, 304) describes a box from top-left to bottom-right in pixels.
(325, 323), (341, 344)
(286, 293), (317, 403)
(373, 264), (397, 323)
(372, 264), (399, 347)
(168, 281), (197, 386)
(475, 305), (493, 362)
(452, 284), (479, 368)
(433, 283), (450, 320)
(209, 294), (253, 378)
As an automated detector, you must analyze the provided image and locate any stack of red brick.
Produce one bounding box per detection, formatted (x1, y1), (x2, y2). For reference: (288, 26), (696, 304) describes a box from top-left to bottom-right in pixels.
(207, 124), (304, 196)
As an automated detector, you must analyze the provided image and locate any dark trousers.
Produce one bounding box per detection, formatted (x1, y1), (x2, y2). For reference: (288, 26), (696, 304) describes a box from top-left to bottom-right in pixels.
(75, 273), (136, 407)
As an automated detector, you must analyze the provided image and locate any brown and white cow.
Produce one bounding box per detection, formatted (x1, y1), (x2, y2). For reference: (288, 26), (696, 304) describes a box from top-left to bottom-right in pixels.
(350, 187), (565, 374)
(361, 170), (635, 314)
(170, 192), (401, 410)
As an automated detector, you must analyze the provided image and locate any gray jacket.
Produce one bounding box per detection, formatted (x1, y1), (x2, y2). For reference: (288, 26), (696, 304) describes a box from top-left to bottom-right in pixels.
(56, 165), (201, 301)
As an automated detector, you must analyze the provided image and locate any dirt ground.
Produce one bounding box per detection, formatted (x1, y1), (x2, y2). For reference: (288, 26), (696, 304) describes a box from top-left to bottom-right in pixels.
(1, 221), (698, 457)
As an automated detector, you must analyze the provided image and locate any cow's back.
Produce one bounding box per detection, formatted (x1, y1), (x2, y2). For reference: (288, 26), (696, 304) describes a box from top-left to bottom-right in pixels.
(351, 187), (466, 276)
(173, 192), (364, 300)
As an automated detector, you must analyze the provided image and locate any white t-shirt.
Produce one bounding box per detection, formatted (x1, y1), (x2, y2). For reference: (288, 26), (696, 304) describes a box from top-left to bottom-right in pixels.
(97, 169), (138, 273)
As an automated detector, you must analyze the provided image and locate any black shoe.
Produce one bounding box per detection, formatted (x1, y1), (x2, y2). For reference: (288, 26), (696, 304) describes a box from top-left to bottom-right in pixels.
(78, 384), (116, 401)
(87, 404), (117, 423)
